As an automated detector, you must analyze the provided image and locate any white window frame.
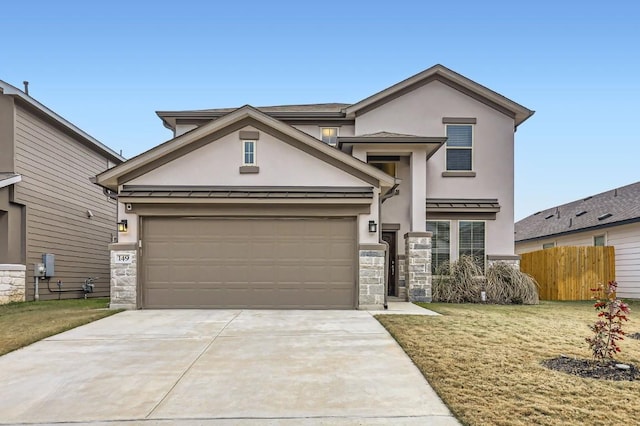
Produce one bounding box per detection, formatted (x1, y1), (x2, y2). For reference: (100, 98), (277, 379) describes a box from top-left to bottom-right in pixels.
(458, 220), (486, 271)
(445, 124), (474, 172)
(594, 234), (606, 247)
(242, 140), (256, 165)
(320, 127), (339, 146)
(427, 220), (451, 275)
(542, 242), (555, 249)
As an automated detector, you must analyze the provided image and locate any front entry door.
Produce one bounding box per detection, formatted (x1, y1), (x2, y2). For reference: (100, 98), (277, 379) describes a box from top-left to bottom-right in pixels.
(382, 231), (397, 296)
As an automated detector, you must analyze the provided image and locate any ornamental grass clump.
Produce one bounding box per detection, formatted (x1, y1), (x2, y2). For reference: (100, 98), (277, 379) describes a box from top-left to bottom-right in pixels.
(432, 255), (483, 303)
(432, 255), (539, 304)
(586, 281), (631, 362)
(485, 261), (539, 305)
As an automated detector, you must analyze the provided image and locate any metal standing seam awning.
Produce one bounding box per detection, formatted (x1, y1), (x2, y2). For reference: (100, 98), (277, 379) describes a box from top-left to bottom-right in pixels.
(426, 198), (501, 213)
(118, 185), (374, 200)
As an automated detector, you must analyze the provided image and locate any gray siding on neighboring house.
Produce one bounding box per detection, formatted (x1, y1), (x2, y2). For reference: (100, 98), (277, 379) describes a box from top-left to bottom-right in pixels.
(14, 105), (117, 300)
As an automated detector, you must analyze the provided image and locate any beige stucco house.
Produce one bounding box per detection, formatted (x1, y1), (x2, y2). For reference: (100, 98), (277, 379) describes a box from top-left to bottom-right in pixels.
(516, 181), (640, 299)
(96, 64), (533, 310)
(0, 80), (124, 303)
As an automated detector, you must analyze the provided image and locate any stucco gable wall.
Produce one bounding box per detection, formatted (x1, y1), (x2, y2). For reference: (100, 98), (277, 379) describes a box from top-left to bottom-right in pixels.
(355, 80), (516, 256)
(128, 126), (369, 187)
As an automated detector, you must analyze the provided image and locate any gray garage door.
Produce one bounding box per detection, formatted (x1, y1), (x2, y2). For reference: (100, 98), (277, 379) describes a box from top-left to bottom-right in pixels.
(141, 217), (356, 309)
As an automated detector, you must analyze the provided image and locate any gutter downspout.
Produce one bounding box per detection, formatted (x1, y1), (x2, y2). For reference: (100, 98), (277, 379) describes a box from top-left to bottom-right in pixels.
(379, 182), (400, 310)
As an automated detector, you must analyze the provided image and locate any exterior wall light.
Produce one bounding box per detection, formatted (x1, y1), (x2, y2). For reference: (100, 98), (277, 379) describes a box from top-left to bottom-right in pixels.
(368, 220), (377, 233)
(117, 220), (128, 233)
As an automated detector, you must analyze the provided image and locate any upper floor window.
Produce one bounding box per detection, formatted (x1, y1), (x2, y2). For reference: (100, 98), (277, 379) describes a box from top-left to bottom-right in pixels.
(542, 242), (555, 249)
(459, 221), (485, 271)
(594, 235), (606, 247)
(243, 140), (256, 165)
(446, 124), (473, 171)
(321, 127), (338, 146)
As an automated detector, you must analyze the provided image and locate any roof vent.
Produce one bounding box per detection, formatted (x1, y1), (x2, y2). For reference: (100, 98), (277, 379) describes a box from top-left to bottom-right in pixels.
(584, 196), (592, 201)
(576, 211), (587, 217)
(614, 188), (618, 197)
(545, 214), (554, 220)
(598, 213), (612, 221)
(533, 211), (541, 216)
(23, 81), (29, 95)
(569, 218), (573, 227)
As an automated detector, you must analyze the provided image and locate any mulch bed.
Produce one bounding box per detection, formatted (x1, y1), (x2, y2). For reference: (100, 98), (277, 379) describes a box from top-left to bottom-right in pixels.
(542, 356), (639, 381)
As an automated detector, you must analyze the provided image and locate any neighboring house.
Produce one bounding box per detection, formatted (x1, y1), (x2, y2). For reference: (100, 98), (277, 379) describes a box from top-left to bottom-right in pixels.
(0, 80), (124, 303)
(515, 182), (640, 299)
(95, 64), (533, 310)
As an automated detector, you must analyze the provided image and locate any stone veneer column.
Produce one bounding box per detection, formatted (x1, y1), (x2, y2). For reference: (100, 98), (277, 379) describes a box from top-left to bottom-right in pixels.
(109, 243), (137, 309)
(0, 264), (26, 304)
(358, 243), (385, 310)
(487, 255), (521, 270)
(397, 255), (407, 301)
(404, 232), (432, 303)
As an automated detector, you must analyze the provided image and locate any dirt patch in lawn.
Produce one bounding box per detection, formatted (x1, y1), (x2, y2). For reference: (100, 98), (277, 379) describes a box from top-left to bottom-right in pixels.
(541, 356), (639, 381)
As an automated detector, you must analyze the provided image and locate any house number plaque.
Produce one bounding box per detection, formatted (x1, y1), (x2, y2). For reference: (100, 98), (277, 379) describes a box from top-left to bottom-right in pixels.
(115, 254), (132, 264)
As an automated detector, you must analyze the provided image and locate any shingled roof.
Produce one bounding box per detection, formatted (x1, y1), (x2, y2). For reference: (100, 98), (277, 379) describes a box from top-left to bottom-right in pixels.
(515, 181), (640, 242)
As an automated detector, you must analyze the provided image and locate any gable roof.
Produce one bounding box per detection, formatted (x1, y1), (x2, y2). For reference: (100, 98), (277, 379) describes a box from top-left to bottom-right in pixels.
(515, 181), (640, 242)
(96, 105), (397, 191)
(0, 80), (125, 163)
(343, 64), (534, 128)
(156, 65), (534, 131)
(157, 103), (350, 130)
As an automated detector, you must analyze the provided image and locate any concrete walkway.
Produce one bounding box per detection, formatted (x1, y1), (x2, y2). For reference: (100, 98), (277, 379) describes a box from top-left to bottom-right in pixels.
(0, 307), (457, 425)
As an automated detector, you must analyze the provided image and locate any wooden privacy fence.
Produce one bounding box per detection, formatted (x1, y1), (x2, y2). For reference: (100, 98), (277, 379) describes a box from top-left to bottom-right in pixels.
(519, 246), (616, 301)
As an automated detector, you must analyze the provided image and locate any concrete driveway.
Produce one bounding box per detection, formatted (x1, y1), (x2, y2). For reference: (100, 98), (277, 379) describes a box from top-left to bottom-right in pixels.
(0, 308), (458, 425)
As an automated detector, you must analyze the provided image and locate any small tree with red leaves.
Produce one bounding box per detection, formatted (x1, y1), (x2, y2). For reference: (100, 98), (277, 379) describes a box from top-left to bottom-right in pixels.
(586, 281), (631, 362)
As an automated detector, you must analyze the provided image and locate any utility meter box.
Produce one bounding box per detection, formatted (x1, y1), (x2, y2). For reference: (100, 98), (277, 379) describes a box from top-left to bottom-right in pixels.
(34, 263), (46, 278)
(42, 253), (55, 277)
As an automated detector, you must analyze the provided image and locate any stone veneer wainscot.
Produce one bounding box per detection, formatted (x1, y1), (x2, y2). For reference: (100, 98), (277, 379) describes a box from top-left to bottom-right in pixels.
(0, 264), (26, 304)
(109, 243), (137, 309)
(487, 255), (521, 269)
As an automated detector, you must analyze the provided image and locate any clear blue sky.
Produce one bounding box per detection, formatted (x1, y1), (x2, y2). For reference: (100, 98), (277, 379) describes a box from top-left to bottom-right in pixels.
(2, 0), (639, 220)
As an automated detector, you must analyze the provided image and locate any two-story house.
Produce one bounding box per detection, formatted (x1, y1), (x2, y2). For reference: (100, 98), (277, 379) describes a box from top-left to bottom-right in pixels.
(1, 80), (124, 303)
(95, 64), (533, 310)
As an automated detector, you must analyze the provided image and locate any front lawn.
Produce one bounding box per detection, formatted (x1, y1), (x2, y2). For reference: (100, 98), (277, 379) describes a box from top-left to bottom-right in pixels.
(0, 298), (120, 356)
(377, 301), (640, 426)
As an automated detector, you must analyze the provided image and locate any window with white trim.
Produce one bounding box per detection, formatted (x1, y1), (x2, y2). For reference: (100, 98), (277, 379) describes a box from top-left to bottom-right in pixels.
(446, 124), (473, 171)
(459, 221), (485, 271)
(427, 221), (450, 274)
(594, 235), (606, 247)
(542, 242), (555, 249)
(321, 127), (338, 146)
(243, 140), (256, 165)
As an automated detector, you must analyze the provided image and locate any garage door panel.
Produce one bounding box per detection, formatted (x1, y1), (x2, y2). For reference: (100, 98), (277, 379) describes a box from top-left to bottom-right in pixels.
(142, 218), (356, 309)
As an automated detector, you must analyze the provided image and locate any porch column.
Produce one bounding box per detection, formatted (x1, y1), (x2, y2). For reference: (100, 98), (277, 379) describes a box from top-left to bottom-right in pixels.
(410, 148), (427, 232)
(404, 232), (432, 302)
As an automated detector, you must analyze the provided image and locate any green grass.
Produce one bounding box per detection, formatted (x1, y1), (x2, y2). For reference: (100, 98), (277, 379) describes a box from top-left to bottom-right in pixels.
(377, 300), (640, 426)
(0, 298), (121, 356)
